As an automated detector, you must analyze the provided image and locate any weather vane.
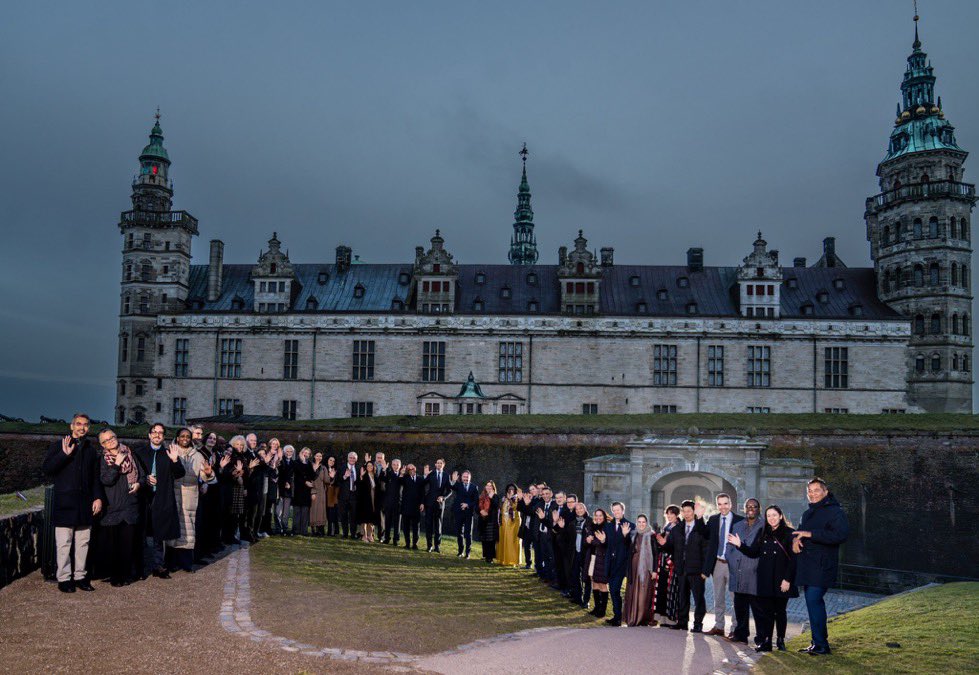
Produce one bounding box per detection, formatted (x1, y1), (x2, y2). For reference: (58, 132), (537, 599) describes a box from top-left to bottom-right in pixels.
(914, 0), (919, 23)
(155, 105), (161, 122)
(519, 142), (528, 164)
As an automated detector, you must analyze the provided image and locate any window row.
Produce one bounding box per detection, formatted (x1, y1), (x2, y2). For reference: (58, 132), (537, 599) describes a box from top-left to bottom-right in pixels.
(881, 263), (970, 292)
(913, 312), (971, 336)
(258, 281), (287, 293)
(914, 353), (970, 373)
(880, 215), (970, 245)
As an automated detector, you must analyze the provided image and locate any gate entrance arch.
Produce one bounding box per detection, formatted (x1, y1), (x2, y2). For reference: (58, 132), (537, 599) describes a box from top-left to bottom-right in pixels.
(583, 436), (814, 527)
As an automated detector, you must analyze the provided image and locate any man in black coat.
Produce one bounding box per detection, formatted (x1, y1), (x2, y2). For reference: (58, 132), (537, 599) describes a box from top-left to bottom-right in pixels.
(516, 484), (539, 571)
(552, 493), (578, 597)
(399, 463), (423, 549)
(337, 451), (360, 538)
(275, 445), (295, 535)
(603, 501), (634, 626)
(422, 458), (451, 552)
(703, 493), (744, 636)
(450, 470), (479, 558)
(133, 423), (185, 579)
(658, 500), (710, 632)
(793, 478), (850, 656)
(534, 486), (557, 580)
(380, 458), (402, 545)
(42, 413), (103, 593)
(132, 422), (167, 576)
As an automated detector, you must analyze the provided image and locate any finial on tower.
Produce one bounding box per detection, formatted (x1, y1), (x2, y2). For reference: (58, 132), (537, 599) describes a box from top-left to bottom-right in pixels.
(155, 106), (161, 122)
(519, 142), (528, 164)
(912, 0), (922, 50)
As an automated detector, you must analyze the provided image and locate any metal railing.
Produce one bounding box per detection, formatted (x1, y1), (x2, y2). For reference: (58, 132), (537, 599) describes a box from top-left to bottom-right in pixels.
(838, 563), (979, 595)
(120, 210), (199, 230)
(867, 180), (976, 211)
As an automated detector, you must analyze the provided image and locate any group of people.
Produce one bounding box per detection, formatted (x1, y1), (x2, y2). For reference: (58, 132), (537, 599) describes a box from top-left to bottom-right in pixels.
(45, 413), (848, 656)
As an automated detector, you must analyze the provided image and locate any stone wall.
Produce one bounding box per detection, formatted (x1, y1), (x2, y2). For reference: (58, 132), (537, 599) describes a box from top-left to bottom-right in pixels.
(4, 428), (977, 577)
(0, 508), (43, 590)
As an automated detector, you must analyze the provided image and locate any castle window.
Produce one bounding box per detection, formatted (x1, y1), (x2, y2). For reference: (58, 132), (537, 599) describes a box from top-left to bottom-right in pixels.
(433, 264), (441, 273)
(498, 341), (523, 383)
(656, 289), (668, 301)
(391, 298), (404, 311)
(587, 282), (595, 294)
(142, 233), (151, 248)
(283, 339), (299, 380)
(259, 282), (266, 292)
(963, 265), (970, 288)
(270, 263), (277, 274)
(575, 282), (585, 294)
(119, 381), (126, 396)
(929, 217), (939, 238)
(881, 225), (890, 245)
(576, 262), (585, 275)
(931, 353), (941, 372)
(116, 406), (125, 424)
(686, 302), (698, 315)
(500, 286), (511, 299)
(707, 345), (724, 386)
(824, 347), (848, 389)
(952, 314), (960, 334)
(351, 402), (374, 418)
(882, 270), (891, 293)
(953, 353), (959, 371)
(747, 285), (754, 296)
(964, 355), (971, 372)
(963, 218), (970, 241)
(172, 398), (187, 426)
(123, 294), (131, 314)
(526, 272), (537, 285)
(281, 400), (297, 420)
(582, 403), (598, 415)
(914, 314), (925, 335)
(174, 339), (189, 377)
(141, 263), (152, 282)
(398, 272), (409, 285)
(231, 297), (244, 310)
(422, 341), (446, 382)
(952, 263), (959, 285)
(913, 265), (924, 287)
(352, 340), (375, 381)
(629, 275), (640, 287)
(817, 291), (828, 303)
(353, 283), (365, 299)
(528, 300), (539, 312)
(849, 304), (863, 317)
(915, 354), (925, 373)
(636, 301), (647, 313)
(833, 278), (845, 291)
(801, 303), (813, 316)
(475, 272), (486, 285)
(318, 272), (329, 284)
(162, 265), (169, 275)
(473, 299), (484, 312)
(786, 278), (797, 289)
(913, 219), (923, 239)
(895, 221), (903, 241)
(219, 339), (242, 378)
(653, 405), (678, 414)
(963, 313), (970, 336)
(677, 277), (689, 288)
(746, 345), (771, 388)
(306, 297), (318, 310)
(930, 263), (940, 286)
(950, 217), (958, 239)
(120, 335), (128, 362)
(125, 264), (132, 281)
(653, 344), (678, 386)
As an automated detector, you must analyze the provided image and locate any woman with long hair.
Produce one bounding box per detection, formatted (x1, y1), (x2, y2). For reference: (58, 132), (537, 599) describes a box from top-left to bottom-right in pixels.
(325, 456), (340, 536)
(495, 483), (522, 566)
(356, 460), (381, 542)
(728, 505), (798, 652)
(586, 508), (610, 619)
(291, 447), (315, 536)
(623, 514), (659, 626)
(170, 427), (215, 572)
(654, 504), (681, 626)
(478, 481), (501, 563)
(309, 451), (329, 536)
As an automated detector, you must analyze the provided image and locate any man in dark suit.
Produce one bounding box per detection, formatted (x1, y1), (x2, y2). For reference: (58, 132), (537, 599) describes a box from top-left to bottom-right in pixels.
(516, 484), (539, 571)
(380, 458), (402, 545)
(534, 486), (557, 580)
(337, 451), (360, 538)
(704, 493), (744, 636)
(550, 491), (575, 593)
(133, 422), (186, 579)
(603, 501), (634, 626)
(42, 413), (103, 593)
(422, 458), (451, 552)
(450, 470), (479, 558)
(399, 463), (423, 549)
(131, 422), (167, 577)
(658, 499), (710, 632)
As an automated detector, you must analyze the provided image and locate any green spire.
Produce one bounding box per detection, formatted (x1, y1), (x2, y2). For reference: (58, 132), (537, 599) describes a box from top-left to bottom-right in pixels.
(508, 143), (539, 265)
(140, 108), (170, 163)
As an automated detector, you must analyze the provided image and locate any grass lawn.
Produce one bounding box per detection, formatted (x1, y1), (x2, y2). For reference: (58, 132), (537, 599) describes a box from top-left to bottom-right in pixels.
(756, 582), (979, 674)
(0, 485), (46, 518)
(249, 535), (596, 655)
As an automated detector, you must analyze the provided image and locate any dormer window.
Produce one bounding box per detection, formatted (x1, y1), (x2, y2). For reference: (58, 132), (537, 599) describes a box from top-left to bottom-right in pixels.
(528, 300), (539, 312)
(353, 284), (365, 299)
(473, 299), (484, 312)
(475, 272), (486, 285)
(756, 267), (764, 277)
(629, 275), (640, 287)
(231, 297), (245, 310)
(656, 289), (668, 300)
(833, 278), (845, 291)
(398, 272), (410, 285)
(817, 291), (829, 303)
(801, 303), (814, 316)
(318, 272), (328, 284)
(270, 263), (277, 274)
(686, 302), (698, 315)
(677, 277), (689, 288)
(391, 298), (404, 311)
(500, 286), (511, 299)
(636, 301), (647, 313)
(786, 278), (797, 289)
(433, 263), (441, 273)
(848, 304), (863, 317)
(526, 272), (537, 285)
(306, 297), (319, 310)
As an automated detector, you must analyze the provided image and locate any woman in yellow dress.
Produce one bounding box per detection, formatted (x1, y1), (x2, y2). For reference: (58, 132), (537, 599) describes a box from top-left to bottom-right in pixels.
(496, 483), (522, 566)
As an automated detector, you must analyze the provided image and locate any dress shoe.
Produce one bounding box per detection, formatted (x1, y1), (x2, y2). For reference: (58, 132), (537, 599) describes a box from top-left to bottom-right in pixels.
(798, 643), (815, 653)
(457, 552), (464, 557)
(57, 581), (75, 593)
(76, 580), (95, 592)
(412, 544), (419, 550)
(690, 627), (703, 633)
(668, 624), (686, 630)
(111, 580), (127, 588)
(464, 552), (470, 559)
(434, 547), (441, 553)
(808, 645), (832, 656)
(152, 568), (171, 579)
(755, 641), (773, 653)
(604, 618), (622, 627)
(427, 546), (434, 552)
(706, 628), (726, 636)
(776, 638), (786, 651)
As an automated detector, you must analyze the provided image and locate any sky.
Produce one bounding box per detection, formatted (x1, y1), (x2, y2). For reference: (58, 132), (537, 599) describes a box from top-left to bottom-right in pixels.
(1, 1), (977, 420)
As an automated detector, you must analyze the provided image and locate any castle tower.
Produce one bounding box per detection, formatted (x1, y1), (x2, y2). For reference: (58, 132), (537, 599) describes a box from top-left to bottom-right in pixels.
(508, 143), (539, 265)
(865, 15), (976, 412)
(116, 112), (199, 424)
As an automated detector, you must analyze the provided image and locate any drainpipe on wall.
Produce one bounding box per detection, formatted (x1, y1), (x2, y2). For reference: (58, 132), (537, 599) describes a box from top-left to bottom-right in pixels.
(310, 329), (318, 420)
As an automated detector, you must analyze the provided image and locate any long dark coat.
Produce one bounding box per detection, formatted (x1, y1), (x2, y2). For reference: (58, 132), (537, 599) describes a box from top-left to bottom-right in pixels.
(356, 473), (381, 525)
(478, 493), (501, 542)
(399, 474), (423, 514)
(737, 525), (799, 598)
(291, 461), (315, 508)
(134, 445), (186, 540)
(604, 519), (634, 580)
(42, 437), (104, 528)
(99, 449), (146, 526)
(795, 493), (849, 588)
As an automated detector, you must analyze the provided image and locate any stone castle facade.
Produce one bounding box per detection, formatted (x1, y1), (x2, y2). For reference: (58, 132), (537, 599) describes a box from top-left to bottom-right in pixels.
(115, 23), (974, 425)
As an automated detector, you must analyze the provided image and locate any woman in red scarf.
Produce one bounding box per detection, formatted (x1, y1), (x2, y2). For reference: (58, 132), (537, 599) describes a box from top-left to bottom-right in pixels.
(477, 481), (500, 563)
(98, 428), (146, 586)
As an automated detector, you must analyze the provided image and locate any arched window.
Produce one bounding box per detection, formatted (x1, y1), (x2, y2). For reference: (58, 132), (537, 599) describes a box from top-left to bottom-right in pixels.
(115, 406), (126, 425)
(929, 263), (940, 286)
(931, 353), (941, 372)
(964, 355), (971, 372)
(921, 173), (930, 183)
(963, 265), (970, 288)
(952, 262), (959, 285)
(576, 262), (584, 274)
(963, 313), (970, 336)
(882, 269), (891, 293)
(306, 297), (318, 310)
(915, 354), (925, 373)
(963, 218), (970, 241)
(931, 313), (942, 334)
(929, 216), (939, 238)
(895, 221), (904, 241)
(914, 314), (925, 335)
(952, 314), (960, 334)
(913, 219), (923, 239)
(882, 225), (890, 245)
(141, 262), (152, 282)
(950, 217), (958, 239)
(123, 294), (131, 314)
(953, 354), (959, 370)
(913, 265), (924, 286)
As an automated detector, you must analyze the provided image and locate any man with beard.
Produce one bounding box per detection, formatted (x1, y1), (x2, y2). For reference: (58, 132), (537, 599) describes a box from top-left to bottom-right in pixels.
(139, 425), (186, 578)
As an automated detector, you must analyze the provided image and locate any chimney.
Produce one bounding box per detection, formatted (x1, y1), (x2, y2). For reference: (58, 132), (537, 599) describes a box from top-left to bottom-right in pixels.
(414, 246), (424, 265)
(600, 247), (614, 267)
(686, 247), (704, 272)
(335, 245), (352, 273)
(558, 246), (568, 266)
(207, 240), (224, 301)
(793, 257), (807, 268)
(823, 237), (836, 268)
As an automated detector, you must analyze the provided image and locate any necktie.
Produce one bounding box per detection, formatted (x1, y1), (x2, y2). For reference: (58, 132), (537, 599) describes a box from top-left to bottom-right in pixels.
(685, 523), (692, 540)
(720, 516), (728, 557)
(437, 471), (441, 485)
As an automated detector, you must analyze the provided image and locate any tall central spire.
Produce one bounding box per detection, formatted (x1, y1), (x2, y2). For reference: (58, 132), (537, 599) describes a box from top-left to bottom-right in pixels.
(508, 143), (539, 265)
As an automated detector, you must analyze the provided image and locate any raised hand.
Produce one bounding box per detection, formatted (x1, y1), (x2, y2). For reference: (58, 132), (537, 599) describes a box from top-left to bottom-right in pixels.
(113, 451), (126, 467)
(694, 501), (706, 519)
(166, 443), (180, 462)
(557, 517), (565, 528)
(535, 507), (545, 519)
(585, 535), (594, 544)
(780, 580), (790, 593)
(201, 462), (214, 479)
(305, 481), (314, 488)
(655, 533), (667, 546)
(328, 467), (336, 478)
(62, 436), (74, 456)
(551, 510), (559, 523)
(621, 522), (631, 536)
(594, 529), (606, 543)
(219, 454), (231, 469)
(726, 532), (741, 548)
(248, 458), (260, 470)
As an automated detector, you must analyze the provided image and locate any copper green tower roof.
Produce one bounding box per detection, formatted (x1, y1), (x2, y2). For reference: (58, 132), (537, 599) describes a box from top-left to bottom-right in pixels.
(140, 110), (171, 163)
(883, 14), (964, 163)
(508, 143), (539, 265)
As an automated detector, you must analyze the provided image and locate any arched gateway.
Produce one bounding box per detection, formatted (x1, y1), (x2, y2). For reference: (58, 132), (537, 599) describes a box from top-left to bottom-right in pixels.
(583, 436), (814, 527)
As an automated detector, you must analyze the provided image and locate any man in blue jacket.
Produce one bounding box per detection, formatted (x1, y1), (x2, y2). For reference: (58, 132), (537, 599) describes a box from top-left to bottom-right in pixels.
(793, 477), (849, 656)
(604, 501), (634, 626)
(450, 470), (479, 558)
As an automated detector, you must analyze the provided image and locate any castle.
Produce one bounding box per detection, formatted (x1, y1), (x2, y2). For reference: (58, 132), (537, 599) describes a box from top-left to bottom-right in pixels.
(115, 19), (974, 425)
